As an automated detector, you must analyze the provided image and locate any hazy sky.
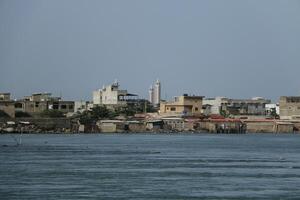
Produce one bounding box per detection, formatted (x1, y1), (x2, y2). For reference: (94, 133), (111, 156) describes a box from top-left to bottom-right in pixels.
(1, 0), (300, 102)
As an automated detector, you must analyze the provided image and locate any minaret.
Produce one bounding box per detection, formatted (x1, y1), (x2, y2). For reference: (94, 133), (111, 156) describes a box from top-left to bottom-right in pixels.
(149, 85), (154, 104)
(154, 79), (161, 106)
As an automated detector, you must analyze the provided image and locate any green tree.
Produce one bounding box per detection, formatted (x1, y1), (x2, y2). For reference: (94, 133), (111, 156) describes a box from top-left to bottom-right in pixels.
(15, 111), (31, 118)
(0, 110), (10, 118)
(40, 110), (64, 118)
(90, 105), (110, 119)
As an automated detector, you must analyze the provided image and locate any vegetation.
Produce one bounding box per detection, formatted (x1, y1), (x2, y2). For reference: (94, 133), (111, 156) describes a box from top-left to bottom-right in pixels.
(15, 111), (31, 118)
(270, 108), (279, 119)
(79, 105), (113, 124)
(40, 110), (64, 118)
(0, 110), (10, 118)
(220, 110), (230, 118)
(78, 103), (156, 124)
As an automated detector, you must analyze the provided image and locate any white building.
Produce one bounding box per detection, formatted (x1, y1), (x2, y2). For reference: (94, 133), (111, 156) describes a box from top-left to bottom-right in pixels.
(74, 101), (93, 113)
(265, 103), (279, 116)
(93, 81), (138, 106)
(149, 79), (161, 106)
(149, 85), (154, 104)
(203, 97), (228, 115)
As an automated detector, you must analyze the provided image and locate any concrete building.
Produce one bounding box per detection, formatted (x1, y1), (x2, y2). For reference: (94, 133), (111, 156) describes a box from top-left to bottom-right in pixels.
(203, 97), (228, 115)
(0, 93), (11, 101)
(160, 94), (204, 116)
(265, 103), (280, 117)
(0, 93), (15, 118)
(74, 101), (93, 113)
(221, 97), (271, 116)
(279, 96), (300, 120)
(162, 117), (185, 131)
(149, 85), (154, 104)
(203, 97), (271, 116)
(24, 93), (55, 102)
(149, 80), (161, 107)
(93, 81), (138, 106)
(0, 101), (15, 118)
(15, 93), (74, 116)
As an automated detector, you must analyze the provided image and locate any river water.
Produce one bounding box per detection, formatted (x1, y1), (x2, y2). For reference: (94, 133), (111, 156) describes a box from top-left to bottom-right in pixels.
(1, 133), (300, 199)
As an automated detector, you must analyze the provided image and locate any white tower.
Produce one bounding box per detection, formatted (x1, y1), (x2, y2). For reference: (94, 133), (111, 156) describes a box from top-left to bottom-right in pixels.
(153, 79), (161, 106)
(149, 85), (154, 104)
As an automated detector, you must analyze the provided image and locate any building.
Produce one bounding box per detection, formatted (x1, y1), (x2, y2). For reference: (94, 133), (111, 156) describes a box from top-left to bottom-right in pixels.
(149, 85), (154, 104)
(160, 94), (204, 116)
(15, 93), (74, 116)
(203, 97), (271, 116)
(162, 117), (185, 131)
(93, 80), (138, 106)
(149, 80), (161, 107)
(221, 97), (271, 116)
(203, 97), (228, 115)
(0, 93), (15, 118)
(0, 93), (11, 101)
(0, 101), (15, 118)
(74, 101), (93, 113)
(279, 96), (300, 120)
(24, 93), (54, 101)
(265, 103), (280, 117)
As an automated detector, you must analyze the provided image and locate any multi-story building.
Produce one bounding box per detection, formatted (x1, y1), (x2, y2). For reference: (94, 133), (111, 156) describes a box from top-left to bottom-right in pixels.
(265, 103), (280, 117)
(279, 96), (300, 120)
(149, 80), (161, 107)
(0, 93), (11, 101)
(0, 93), (15, 118)
(221, 97), (271, 116)
(203, 97), (271, 116)
(160, 94), (203, 116)
(15, 93), (74, 116)
(203, 97), (228, 115)
(149, 85), (154, 104)
(93, 81), (139, 107)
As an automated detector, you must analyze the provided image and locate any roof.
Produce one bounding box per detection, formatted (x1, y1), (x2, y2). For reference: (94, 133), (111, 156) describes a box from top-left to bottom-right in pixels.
(118, 93), (138, 96)
(205, 118), (241, 122)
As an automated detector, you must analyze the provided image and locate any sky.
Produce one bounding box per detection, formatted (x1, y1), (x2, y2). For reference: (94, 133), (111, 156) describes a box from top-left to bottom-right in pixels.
(0, 0), (300, 102)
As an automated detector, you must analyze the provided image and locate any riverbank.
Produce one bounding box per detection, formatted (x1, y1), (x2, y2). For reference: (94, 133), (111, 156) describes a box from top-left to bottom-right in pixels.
(0, 117), (299, 134)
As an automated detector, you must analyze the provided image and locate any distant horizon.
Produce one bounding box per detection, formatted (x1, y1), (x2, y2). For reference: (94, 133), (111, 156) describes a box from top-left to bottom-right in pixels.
(1, 0), (300, 102)
(1, 79), (298, 104)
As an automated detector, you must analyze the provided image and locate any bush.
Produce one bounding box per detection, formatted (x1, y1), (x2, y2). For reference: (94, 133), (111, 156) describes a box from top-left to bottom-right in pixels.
(0, 110), (10, 118)
(15, 111), (31, 118)
(40, 110), (64, 118)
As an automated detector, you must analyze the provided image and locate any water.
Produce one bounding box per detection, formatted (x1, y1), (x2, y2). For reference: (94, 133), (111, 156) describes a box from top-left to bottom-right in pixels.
(1, 133), (300, 200)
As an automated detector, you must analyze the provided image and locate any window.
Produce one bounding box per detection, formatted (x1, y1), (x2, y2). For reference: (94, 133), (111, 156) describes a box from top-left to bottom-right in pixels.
(61, 105), (67, 109)
(171, 107), (176, 111)
(15, 103), (23, 108)
(69, 105), (74, 109)
(53, 104), (59, 110)
(195, 107), (198, 111)
(35, 102), (39, 108)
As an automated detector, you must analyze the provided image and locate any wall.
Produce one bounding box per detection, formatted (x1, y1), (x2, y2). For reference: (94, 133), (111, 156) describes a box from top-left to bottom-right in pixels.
(0, 101), (15, 118)
(279, 96), (300, 120)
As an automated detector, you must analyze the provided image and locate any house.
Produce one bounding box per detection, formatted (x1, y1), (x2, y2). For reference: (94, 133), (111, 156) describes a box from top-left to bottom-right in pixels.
(0, 93), (15, 118)
(0, 93), (11, 101)
(279, 96), (300, 120)
(0, 101), (15, 118)
(203, 97), (228, 115)
(162, 117), (185, 131)
(15, 93), (74, 116)
(93, 80), (138, 106)
(221, 97), (271, 116)
(160, 94), (204, 116)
